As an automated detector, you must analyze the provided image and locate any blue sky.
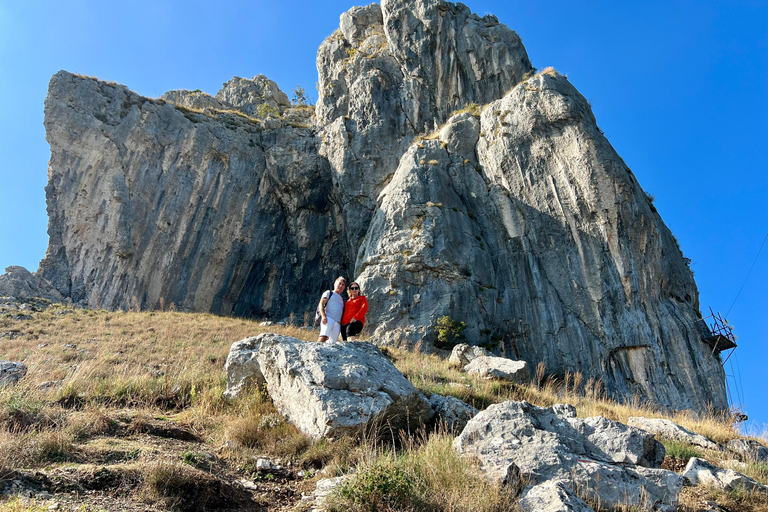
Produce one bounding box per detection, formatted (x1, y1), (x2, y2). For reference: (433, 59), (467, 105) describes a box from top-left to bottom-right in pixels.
(1, 1), (766, 432)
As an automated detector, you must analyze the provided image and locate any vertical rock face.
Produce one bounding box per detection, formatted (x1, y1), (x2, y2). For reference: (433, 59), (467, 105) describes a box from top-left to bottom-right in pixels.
(356, 72), (727, 411)
(40, 71), (346, 317)
(316, 0), (532, 260)
(27, 0), (728, 413)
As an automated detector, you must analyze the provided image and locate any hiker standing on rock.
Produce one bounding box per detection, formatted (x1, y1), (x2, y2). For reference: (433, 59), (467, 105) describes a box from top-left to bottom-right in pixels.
(341, 281), (368, 341)
(317, 277), (346, 343)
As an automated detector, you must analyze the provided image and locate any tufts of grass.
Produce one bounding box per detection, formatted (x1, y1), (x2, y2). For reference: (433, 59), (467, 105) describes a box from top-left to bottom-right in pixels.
(662, 440), (703, 461)
(328, 430), (517, 512)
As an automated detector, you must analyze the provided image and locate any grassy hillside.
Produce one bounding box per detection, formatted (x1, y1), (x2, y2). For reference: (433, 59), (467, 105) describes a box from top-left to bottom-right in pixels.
(0, 302), (765, 511)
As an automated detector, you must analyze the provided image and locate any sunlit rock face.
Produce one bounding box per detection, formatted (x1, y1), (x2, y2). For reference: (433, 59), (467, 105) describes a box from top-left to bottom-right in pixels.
(31, 0), (727, 413)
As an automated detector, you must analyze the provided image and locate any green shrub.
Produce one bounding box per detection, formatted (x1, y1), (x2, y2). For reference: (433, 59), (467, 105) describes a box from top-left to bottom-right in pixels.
(331, 458), (422, 511)
(435, 316), (466, 349)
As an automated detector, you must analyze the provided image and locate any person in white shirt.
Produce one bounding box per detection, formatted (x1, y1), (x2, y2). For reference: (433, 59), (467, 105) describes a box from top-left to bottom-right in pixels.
(317, 276), (346, 343)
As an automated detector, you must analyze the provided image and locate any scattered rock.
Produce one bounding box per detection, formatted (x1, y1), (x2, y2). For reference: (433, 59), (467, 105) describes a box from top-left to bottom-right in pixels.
(520, 480), (595, 512)
(463, 356), (531, 384)
(453, 401), (680, 511)
(429, 394), (478, 434)
(0, 330), (23, 340)
(303, 475), (348, 509)
(448, 343), (490, 367)
(224, 333), (433, 439)
(256, 458), (273, 471)
(683, 457), (766, 492)
(627, 417), (719, 450)
(0, 361), (28, 386)
(726, 438), (768, 462)
(12, 314), (33, 321)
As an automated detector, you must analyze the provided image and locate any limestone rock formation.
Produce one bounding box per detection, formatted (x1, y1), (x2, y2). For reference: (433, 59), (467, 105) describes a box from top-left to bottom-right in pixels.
(448, 342), (490, 367)
(39, 70), (345, 318)
(17, 0), (728, 413)
(428, 393), (478, 433)
(453, 401), (680, 511)
(726, 438), (768, 462)
(519, 480), (595, 512)
(627, 417), (719, 451)
(0, 266), (63, 302)
(464, 356), (530, 384)
(224, 333), (433, 439)
(683, 457), (766, 492)
(355, 71), (727, 412)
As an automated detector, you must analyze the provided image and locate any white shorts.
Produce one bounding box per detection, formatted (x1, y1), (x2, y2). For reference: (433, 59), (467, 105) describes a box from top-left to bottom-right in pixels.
(319, 318), (341, 342)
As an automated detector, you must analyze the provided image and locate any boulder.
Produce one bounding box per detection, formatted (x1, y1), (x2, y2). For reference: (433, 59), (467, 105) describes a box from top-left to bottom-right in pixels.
(726, 438), (768, 462)
(464, 356), (530, 384)
(428, 394), (478, 434)
(224, 333), (433, 439)
(448, 343), (490, 367)
(520, 480), (595, 512)
(683, 457), (766, 492)
(627, 417), (719, 451)
(453, 401), (680, 512)
(0, 361), (28, 386)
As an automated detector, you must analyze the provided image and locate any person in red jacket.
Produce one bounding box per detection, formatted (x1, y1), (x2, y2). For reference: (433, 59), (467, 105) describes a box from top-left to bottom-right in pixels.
(341, 281), (368, 341)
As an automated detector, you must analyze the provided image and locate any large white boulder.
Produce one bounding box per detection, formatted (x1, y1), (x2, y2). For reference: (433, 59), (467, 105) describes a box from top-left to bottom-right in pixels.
(224, 334), (433, 439)
(448, 343), (490, 367)
(463, 356), (530, 384)
(683, 457), (766, 492)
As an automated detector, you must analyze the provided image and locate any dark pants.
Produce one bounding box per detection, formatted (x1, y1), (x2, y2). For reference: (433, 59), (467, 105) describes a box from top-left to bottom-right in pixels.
(341, 320), (363, 341)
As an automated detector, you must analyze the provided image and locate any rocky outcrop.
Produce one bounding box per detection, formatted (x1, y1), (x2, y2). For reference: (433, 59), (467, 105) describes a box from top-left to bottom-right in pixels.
(428, 393), (477, 433)
(39, 71), (345, 317)
(448, 343), (490, 367)
(464, 356), (530, 384)
(224, 333), (433, 439)
(355, 71), (728, 412)
(316, 0), (533, 261)
(726, 438), (768, 462)
(25, 0), (728, 413)
(627, 417), (719, 451)
(0, 266), (63, 302)
(519, 481), (595, 512)
(683, 457), (767, 492)
(453, 401), (680, 512)
(0, 361), (28, 386)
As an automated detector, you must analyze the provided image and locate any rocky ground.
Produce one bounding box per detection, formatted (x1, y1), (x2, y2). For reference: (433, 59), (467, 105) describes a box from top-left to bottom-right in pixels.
(1, 297), (767, 511)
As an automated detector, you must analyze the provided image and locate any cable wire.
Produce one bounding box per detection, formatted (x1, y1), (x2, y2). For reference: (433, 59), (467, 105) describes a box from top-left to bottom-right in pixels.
(726, 232), (768, 317)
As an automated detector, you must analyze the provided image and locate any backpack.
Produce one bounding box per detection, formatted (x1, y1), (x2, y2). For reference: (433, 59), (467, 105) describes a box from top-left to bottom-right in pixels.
(314, 291), (334, 327)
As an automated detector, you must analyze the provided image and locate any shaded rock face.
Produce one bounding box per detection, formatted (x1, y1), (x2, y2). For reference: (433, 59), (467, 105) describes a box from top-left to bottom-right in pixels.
(40, 71), (346, 317)
(29, 0), (728, 413)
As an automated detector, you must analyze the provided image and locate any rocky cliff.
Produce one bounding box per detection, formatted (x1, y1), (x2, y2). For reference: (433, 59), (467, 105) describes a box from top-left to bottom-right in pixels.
(6, 0), (726, 412)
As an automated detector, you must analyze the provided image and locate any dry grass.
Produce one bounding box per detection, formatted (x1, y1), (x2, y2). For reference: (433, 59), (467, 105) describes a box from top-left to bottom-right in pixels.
(0, 304), (762, 510)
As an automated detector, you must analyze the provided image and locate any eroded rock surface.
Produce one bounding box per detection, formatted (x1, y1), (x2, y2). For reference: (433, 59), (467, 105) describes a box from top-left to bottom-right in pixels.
(448, 343), (490, 367)
(428, 393), (478, 433)
(453, 401), (680, 511)
(627, 417), (719, 451)
(464, 356), (530, 384)
(0, 266), (63, 302)
(683, 457), (766, 492)
(224, 333), (433, 439)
